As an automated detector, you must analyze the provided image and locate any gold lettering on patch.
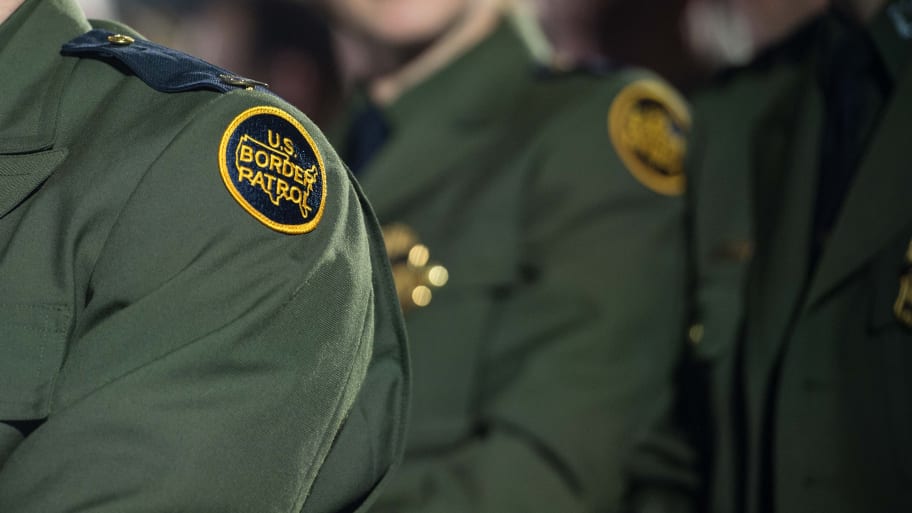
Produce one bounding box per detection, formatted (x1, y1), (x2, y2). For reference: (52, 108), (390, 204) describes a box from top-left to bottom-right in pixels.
(219, 106), (327, 235)
(235, 134), (317, 218)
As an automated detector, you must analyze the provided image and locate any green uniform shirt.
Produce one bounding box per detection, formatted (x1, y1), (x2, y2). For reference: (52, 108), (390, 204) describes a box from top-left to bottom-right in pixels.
(333, 18), (690, 513)
(0, 0), (408, 511)
(629, 3), (912, 512)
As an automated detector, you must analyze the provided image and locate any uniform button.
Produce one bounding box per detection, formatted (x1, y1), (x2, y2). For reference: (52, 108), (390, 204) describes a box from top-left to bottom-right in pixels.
(407, 244), (430, 268)
(107, 34), (135, 46)
(411, 286), (433, 308)
(218, 74), (269, 90)
(687, 323), (705, 345)
(426, 265), (449, 287)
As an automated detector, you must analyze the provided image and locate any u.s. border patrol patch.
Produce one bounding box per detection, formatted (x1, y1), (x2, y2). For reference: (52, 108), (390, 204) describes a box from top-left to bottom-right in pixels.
(608, 79), (691, 196)
(219, 106), (327, 234)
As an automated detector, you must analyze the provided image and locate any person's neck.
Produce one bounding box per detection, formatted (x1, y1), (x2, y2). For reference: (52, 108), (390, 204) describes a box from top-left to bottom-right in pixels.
(365, 4), (502, 106)
(0, 0), (25, 25)
(546, 31), (603, 69)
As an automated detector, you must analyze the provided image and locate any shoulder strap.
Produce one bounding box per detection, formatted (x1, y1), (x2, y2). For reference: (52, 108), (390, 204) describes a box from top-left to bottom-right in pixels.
(61, 29), (270, 95)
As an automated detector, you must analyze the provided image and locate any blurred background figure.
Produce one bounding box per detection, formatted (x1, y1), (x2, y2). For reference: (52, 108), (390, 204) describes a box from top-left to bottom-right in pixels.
(529, 0), (706, 89)
(104, 0), (340, 125)
(76, 0), (115, 18)
(107, 0), (201, 50)
(628, 1), (912, 513)
(92, 0), (713, 115)
(319, 0), (689, 512)
(682, 0), (828, 67)
(245, 0), (341, 123)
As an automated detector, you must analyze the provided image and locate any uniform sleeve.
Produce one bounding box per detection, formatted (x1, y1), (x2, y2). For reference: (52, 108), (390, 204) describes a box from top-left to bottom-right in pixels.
(370, 76), (689, 513)
(0, 91), (383, 512)
(301, 177), (412, 513)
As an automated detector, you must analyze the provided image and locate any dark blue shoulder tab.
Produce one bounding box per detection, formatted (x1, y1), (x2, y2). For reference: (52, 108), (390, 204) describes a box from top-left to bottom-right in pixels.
(61, 29), (270, 94)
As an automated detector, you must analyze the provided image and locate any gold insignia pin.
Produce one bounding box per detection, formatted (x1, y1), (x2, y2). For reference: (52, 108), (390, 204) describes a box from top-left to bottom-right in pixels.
(894, 239), (912, 328)
(608, 79), (691, 196)
(107, 34), (135, 46)
(219, 74), (269, 91)
(687, 322), (705, 346)
(382, 224), (449, 312)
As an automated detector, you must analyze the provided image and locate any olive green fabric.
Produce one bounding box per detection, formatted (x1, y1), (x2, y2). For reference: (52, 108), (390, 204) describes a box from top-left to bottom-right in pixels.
(629, 3), (912, 513)
(332, 20), (687, 513)
(0, 0), (408, 511)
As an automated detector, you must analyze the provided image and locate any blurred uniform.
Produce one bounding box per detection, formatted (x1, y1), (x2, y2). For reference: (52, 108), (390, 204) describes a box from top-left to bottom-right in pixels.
(628, 2), (912, 512)
(0, 0), (407, 510)
(333, 14), (689, 513)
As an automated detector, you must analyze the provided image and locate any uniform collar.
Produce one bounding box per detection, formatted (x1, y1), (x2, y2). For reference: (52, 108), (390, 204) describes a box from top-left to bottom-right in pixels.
(0, 0), (91, 154)
(332, 18), (538, 215)
(817, 1), (912, 86)
(381, 19), (535, 129)
(802, 1), (912, 308)
(331, 18), (537, 163)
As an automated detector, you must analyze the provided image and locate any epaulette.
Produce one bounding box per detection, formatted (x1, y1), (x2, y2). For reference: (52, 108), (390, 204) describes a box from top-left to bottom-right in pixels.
(60, 29), (270, 94)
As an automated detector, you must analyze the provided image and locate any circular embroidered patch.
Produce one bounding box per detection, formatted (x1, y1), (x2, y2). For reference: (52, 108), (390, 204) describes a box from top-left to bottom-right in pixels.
(608, 79), (691, 196)
(219, 106), (327, 234)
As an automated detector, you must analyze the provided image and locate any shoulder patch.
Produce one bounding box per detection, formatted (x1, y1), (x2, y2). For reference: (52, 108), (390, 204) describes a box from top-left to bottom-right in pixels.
(219, 106), (327, 234)
(608, 79), (691, 196)
(61, 29), (269, 94)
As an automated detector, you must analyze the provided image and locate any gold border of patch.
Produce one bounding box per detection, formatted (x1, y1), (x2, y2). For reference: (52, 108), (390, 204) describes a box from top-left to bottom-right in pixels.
(608, 79), (691, 196)
(219, 106), (327, 234)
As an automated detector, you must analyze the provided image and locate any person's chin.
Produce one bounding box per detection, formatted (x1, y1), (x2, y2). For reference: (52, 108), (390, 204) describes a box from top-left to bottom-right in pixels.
(684, 1), (757, 69)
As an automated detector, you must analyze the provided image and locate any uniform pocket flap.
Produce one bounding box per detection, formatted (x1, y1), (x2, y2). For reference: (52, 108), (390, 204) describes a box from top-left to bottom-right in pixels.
(0, 304), (70, 419)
